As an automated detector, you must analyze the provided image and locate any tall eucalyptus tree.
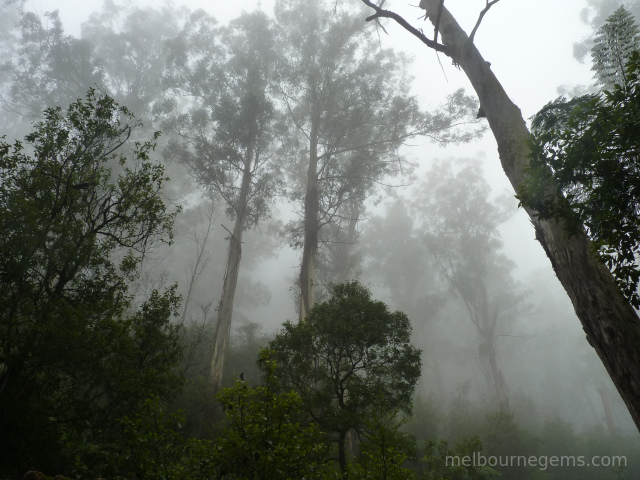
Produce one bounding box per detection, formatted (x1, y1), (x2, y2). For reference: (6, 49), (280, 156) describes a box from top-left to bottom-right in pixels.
(163, 11), (282, 423)
(275, 0), (482, 320)
(412, 160), (528, 412)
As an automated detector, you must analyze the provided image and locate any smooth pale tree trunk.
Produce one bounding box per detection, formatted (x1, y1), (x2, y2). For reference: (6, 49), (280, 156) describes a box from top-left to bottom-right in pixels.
(458, 275), (510, 411)
(431, 358), (446, 403)
(597, 386), (619, 437)
(201, 149), (253, 433)
(299, 117), (320, 321)
(412, 0), (640, 431)
(336, 202), (360, 283)
(480, 302), (509, 412)
(483, 332), (509, 412)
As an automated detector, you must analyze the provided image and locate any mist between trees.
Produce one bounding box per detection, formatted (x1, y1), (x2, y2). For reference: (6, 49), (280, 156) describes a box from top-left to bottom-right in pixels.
(1, 0), (640, 478)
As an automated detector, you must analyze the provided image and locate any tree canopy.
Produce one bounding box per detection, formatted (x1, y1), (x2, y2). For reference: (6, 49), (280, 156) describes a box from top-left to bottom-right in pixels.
(0, 90), (182, 474)
(267, 281), (421, 472)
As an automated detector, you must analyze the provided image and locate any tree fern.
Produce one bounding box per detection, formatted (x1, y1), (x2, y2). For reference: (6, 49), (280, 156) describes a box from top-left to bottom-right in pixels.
(591, 5), (640, 89)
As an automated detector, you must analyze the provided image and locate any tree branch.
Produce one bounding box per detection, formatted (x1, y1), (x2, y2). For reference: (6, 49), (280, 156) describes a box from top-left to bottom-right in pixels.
(433, 0), (444, 45)
(468, 0), (501, 44)
(360, 0), (451, 55)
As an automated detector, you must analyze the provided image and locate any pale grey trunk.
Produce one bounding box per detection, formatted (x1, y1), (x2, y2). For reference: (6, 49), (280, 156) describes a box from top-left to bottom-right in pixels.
(431, 358), (446, 404)
(299, 117), (320, 321)
(483, 333), (509, 412)
(201, 148), (253, 432)
(597, 386), (619, 437)
(421, 0), (640, 431)
(336, 202), (360, 283)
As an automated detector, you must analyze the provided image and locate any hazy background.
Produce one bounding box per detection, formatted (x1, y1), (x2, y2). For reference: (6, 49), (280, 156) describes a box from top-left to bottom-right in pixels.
(7, 0), (636, 436)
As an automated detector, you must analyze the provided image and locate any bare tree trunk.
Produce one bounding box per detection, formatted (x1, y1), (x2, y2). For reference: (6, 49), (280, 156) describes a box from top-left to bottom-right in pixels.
(180, 202), (215, 325)
(336, 202), (360, 283)
(597, 385), (619, 437)
(201, 150), (253, 433)
(483, 333), (509, 412)
(412, 0), (640, 431)
(300, 118), (320, 321)
(338, 429), (348, 473)
(478, 354), (496, 404)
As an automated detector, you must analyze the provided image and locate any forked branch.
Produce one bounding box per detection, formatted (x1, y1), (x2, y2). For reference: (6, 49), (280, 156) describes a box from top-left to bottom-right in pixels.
(360, 0), (451, 55)
(469, 0), (501, 44)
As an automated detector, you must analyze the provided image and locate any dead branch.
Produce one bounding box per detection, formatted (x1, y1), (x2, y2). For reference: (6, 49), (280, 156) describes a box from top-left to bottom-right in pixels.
(469, 0), (501, 44)
(360, 0), (451, 55)
(433, 0), (444, 44)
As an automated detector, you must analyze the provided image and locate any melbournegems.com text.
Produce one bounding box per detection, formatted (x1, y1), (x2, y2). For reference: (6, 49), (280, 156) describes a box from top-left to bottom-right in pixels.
(446, 453), (627, 471)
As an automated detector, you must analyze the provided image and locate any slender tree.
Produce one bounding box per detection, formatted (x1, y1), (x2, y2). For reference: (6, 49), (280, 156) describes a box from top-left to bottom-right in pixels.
(412, 160), (528, 412)
(163, 11), (282, 426)
(275, 0), (482, 320)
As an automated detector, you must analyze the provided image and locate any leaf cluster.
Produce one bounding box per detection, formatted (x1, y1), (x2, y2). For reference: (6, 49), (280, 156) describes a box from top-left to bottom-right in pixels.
(591, 6), (640, 89)
(0, 90), (182, 474)
(268, 281), (422, 447)
(210, 349), (333, 480)
(162, 11), (282, 229)
(519, 51), (640, 306)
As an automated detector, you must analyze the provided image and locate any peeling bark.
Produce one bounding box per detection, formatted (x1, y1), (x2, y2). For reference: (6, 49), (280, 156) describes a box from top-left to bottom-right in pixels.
(401, 0), (640, 431)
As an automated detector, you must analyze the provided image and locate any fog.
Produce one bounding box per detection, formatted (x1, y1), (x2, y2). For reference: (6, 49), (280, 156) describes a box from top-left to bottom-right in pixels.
(2, 0), (640, 477)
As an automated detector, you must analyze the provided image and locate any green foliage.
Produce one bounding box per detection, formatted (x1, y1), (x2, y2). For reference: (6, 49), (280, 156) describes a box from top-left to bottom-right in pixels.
(70, 352), (333, 480)
(163, 10), (282, 228)
(111, 398), (188, 480)
(268, 281), (422, 471)
(591, 6), (640, 89)
(223, 322), (274, 387)
(0, 90), (182, 475)
(349, 404), (418, 480)
(519, 51), (640, 306)
(210, 349), (334, 480)
(408, 396), (640, 480)
(481, 413), (548, 480)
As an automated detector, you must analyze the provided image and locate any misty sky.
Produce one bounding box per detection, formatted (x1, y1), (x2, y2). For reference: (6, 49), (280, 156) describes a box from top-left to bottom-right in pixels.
(27, 0), (599, 344)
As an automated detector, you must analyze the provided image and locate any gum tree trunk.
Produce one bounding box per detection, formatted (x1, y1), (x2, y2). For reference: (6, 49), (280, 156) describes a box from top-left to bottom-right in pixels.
(336, 202), (360, 283)
(597, 385), (619, 437)
(201, 148), (253, 432)
(299, 116), (320, 322)
(411, 0), (640, 431)
(483, 331), (509, 412)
